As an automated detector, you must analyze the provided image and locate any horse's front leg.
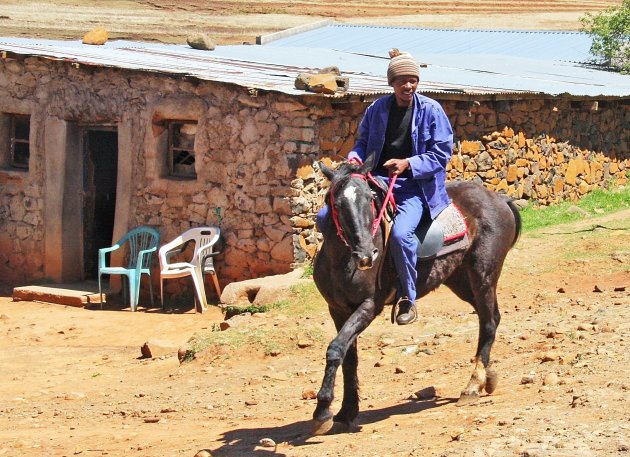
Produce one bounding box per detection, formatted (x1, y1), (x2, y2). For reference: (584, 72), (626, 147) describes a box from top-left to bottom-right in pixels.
(312, 300), (376, 435)
(458, 289), (500, 405)
(335, 338), (359, 425)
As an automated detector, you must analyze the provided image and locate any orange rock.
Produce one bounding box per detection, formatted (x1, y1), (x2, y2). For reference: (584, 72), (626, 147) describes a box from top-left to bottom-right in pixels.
(506, 164), (518, 183)
(565, 160), (578, 185)
(450, 154), (464, 172)
(515, 158), (529, 167)
(502, 126), (515, 138)
(553, 177), (565, 195)
(538, 185), (548, 198)
(495, 179), (509, 193)
(305, 73), (339, 95)
(320, 157), (335, 169)
(460, 140), (483, 155)
(82, 27), (108, 45)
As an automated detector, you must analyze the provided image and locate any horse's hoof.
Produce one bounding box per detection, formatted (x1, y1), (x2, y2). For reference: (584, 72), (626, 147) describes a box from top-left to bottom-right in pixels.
(485, 368), (498, 394)
(456, 391), (480, 407)
(311, 417), (334, 436)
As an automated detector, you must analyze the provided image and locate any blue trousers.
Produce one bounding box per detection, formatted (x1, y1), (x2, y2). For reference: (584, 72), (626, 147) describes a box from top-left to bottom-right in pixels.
(316, 190), (425, 302)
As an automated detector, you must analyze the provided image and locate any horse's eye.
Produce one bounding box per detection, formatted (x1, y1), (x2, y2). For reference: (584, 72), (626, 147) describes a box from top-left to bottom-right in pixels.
(370, 191), (377, 199)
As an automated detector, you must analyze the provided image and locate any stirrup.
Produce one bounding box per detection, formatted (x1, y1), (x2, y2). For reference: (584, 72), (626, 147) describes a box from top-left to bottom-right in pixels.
(395, 298), (417, 325)
(391, 297), (417, 325)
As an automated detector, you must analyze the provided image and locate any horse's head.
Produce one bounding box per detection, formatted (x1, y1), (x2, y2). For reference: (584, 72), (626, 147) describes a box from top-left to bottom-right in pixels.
(320, 157), (380, 270)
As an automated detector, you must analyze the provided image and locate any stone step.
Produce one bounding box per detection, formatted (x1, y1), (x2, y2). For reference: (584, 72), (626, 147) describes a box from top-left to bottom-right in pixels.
(12, 282), (104, 307)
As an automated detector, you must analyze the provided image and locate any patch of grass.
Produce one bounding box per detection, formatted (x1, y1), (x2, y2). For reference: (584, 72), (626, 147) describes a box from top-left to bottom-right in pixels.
(223, 299), (289, 318)
(301, 263), (314, 278)
(289, 281), (327, 315)
(520, 186), (630, 231)
(182, 281), (328, 361)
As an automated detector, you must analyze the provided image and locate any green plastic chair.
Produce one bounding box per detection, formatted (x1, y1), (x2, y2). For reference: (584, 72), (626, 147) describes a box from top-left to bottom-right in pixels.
(98, 226), (160, 311)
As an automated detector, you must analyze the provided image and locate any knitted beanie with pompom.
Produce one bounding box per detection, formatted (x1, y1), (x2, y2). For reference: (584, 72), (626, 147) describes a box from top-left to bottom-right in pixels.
(387, 49), (420, 85)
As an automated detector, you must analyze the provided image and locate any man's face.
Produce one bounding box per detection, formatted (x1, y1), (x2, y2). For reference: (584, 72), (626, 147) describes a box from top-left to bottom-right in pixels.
(392, 75), (419, 107)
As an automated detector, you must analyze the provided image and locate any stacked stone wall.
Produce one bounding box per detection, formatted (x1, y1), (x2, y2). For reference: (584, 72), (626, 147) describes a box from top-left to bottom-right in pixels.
(447, 127), (628, 204)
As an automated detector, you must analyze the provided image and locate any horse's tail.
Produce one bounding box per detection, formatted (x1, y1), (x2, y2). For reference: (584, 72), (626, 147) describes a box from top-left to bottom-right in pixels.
(505, 199), (522, 248)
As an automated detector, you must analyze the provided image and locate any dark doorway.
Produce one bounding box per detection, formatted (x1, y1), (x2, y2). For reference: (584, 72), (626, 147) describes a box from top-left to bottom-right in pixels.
(83, 129), (118, 279)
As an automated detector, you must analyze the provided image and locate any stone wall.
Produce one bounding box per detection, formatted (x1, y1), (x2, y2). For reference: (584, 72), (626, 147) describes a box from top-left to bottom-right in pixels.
(0, 53), (628, 289)
(447, 127), (628, 204)
(0, 54), (355, 288)
(443, 97), (629, 159)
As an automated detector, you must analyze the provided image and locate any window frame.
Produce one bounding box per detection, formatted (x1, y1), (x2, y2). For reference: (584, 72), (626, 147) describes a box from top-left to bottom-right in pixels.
(167, 120), (197, 179)
(7, 114), (30, 170)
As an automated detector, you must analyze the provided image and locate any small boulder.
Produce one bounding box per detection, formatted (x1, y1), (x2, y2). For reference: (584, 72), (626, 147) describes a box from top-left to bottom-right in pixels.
(140, 339), (178, 358)
(83, 27), (108, 45)
(542, 372), (560, 386)
(187, 33), (215, 51)
(301, 389), (317, 400)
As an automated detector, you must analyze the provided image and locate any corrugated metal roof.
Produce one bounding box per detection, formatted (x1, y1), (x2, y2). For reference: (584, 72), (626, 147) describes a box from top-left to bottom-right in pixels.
(263, 24), (596, 62)
(260, 23), (630, 97)
(0, 36), (521, 97)
(1, 21), (629, 98)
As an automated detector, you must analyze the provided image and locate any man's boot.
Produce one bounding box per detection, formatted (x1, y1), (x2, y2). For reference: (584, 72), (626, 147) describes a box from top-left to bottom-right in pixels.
(395, 297), (417, 325)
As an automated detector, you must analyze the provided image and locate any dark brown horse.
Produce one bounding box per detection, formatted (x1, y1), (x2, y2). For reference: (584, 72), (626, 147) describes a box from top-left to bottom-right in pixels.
(312, 158), (521, 434)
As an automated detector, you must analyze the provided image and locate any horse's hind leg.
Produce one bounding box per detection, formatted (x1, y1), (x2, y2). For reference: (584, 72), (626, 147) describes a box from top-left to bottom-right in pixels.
(458, 287), (501, 405)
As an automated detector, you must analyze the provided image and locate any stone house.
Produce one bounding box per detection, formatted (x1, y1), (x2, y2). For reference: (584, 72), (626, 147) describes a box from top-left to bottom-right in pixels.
(0, 26), (628, 293)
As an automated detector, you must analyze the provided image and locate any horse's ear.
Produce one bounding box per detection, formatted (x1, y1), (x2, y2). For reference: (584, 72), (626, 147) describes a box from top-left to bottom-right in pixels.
(319, 161), (336, 181)
(358, 154), (375, 175)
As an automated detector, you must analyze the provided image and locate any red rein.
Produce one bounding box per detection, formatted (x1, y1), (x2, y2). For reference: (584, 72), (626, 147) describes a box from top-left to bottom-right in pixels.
(329, 173), (397, 246)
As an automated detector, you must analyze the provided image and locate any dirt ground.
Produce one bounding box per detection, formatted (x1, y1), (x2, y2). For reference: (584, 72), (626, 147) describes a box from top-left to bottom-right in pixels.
(1, 208), (629, 457)
(0, 0), (621, 45)
(1, 2), (629, 456)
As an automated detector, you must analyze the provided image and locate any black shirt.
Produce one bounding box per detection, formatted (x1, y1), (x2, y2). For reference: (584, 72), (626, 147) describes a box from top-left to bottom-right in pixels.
(375, 102), (413, 177)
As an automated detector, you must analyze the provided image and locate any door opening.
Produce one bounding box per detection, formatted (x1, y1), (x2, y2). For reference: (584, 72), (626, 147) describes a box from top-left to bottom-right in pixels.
(83, 129), (118, 280)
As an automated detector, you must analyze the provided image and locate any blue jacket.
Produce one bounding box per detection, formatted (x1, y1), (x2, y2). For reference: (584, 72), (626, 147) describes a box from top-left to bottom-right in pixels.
(348, 93), (453, 220)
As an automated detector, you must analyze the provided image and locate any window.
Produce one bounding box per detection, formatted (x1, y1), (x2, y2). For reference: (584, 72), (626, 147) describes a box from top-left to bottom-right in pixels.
(10, 114), (30, 169)
(1, 114), (30, 170)
(168, 121), (197, 179)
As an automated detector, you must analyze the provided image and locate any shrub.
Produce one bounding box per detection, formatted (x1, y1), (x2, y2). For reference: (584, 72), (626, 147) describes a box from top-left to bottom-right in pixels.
(580, 0), (630, 73)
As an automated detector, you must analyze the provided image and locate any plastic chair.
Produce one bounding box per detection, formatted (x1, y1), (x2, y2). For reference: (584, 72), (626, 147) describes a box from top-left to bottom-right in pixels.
(159, 226), (223, 313)
(98, 226), (160, 312)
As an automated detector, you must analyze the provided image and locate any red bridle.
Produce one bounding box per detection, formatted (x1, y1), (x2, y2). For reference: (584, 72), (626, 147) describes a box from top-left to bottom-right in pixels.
(329, 173), (397, 246)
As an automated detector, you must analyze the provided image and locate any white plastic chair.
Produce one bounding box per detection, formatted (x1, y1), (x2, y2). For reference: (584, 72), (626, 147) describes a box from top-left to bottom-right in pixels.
(158, 226), (222, 313)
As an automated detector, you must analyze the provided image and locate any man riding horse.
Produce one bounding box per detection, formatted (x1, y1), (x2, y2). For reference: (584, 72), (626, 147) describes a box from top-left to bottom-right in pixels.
(318, 49), (454, 325)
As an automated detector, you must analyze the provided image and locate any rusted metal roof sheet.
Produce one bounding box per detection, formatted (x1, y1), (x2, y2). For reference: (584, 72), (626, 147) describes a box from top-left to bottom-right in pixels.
(0, 36), (530, 97)
(1, 28), (628, 97)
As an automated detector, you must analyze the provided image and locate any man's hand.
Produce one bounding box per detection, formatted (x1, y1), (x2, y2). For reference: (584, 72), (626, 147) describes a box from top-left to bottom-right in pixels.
(383, 158), (410, 176)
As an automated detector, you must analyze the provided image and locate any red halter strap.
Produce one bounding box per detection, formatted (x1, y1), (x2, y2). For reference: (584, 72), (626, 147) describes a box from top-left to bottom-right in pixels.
(329, 173), (396, 245)
(368, 174), (397, 236)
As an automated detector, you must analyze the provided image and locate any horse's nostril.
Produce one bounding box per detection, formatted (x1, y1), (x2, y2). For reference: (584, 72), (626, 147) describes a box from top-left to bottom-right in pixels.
(357, 256), (373, 270)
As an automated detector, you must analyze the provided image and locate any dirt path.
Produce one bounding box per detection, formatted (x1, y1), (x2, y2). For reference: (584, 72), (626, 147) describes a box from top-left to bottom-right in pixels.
(1, 209), (628, 456)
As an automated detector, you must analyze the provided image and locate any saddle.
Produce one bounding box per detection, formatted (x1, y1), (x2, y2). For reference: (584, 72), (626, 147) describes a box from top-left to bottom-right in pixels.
(415, 202), (469, 260)
(369, 176), (469, 260)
